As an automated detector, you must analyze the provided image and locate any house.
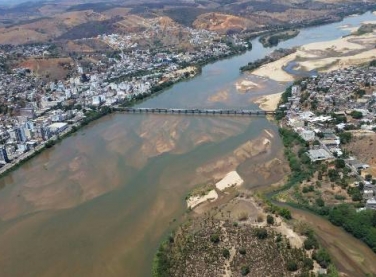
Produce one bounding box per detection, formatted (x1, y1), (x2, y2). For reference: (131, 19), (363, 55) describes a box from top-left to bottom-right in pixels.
(307, 149), (332, 162)
(363, 190), (374, 200)
(366, 198), (376, 210)
(346, 159), (370, 171)
(300, 130), (315, 141)
(48, 122), (68, 134)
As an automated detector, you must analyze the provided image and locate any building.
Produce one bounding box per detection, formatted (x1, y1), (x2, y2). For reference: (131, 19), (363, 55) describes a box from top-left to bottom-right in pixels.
(363, 190), (374, 200)
(307, 149), (332, 162)
(300, 130), (315, 142)
(366, 198), (376, 210)
(48, 122), (68, 134)
(20, 106), (35, 119)
(0, 146), (9, 164)
(347, 159), (370, 171)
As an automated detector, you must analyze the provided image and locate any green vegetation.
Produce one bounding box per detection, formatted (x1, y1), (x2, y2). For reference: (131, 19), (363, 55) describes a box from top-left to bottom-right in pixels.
(152, 239), (172, 277)
(350, 110), (363, 119)
(153, 218), (317, 277)
(58, 18), (122, 40)
(328, 204), (376, 252)
(210, 233), (220, 243)
(259, 30), (300, 48)
(239, 248), (247, 255)
(286, 260), (298, 271)
(303, 231), (319, 250)
(313, 248), (331, 268)
(222, 248), (230, 259)
(338, 132), (352, 144)
(267, 215), (274, 225)
(255, 228), (268, 239)
(163, 7), (207, 27)
(240, 265), (250, 276)
(240, 48), (296, 72)
(351, 24), (376, 36)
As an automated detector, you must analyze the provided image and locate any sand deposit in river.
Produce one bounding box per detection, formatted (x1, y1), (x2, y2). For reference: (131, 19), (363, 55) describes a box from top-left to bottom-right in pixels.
(253, 24), (376, 82)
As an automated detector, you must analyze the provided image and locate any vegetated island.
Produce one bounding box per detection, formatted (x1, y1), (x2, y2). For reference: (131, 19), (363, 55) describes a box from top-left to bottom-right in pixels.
(153, 191), (338, 277)
(240, 48), (297, 72)
(348, 23), (376, 36)
(259, 30), (300, 48)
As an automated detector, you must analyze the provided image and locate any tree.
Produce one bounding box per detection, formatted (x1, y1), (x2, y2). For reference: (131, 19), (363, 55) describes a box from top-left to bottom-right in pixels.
(335, 159), (346, 169)
(350, 110), (363, 119)
(279, 208), (292, 219)
(304, 236), (319, 250)
(210, 234), (220, 243)
(339, 132), (352, 144)
(365, 174), (373, 182)
(328, 169), (340, 182)
(313, 248), (331, 268)
(316, 198), (325, 207)
(267, 215), (274, 225)
(286, 260), (298, 271)
(222, 248), (230, 259)
(255, 228), (268, 239)
(241, 265), (250, 276)
(303, 258), (314, 270)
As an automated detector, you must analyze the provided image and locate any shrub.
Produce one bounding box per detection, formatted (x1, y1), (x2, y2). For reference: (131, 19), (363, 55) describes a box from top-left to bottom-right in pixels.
(210, 234), (220, 244)
(313, 248), (331, 268)
(335, 159), (346, 169)
(222, 248), (230, 259)
(304, 236), (319, 250)
(240, 265), (250, 276)
(239, 248), (246, 255)
(303, 258), (314, 270)
(255, 228), (268, 239)
(315, 198), (325, 207)
(238, 212), (249, 221)
(267, 215), (274, 225)
(286, 260), (298, 271)
(279, 207), (292, 219)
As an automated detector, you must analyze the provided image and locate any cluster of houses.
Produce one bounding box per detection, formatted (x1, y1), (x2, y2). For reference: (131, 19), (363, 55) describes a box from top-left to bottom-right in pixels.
(0, 20), (252, 168)
(281, 64), (376, 209)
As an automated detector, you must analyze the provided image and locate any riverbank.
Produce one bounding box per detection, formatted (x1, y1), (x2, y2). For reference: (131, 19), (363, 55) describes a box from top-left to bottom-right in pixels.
(259, 79), (376, 276)
(259, 30), (300, 48)
(254, 92), (283, 111)
(1, 11), (376, 277)
(252, 22), (376, 82)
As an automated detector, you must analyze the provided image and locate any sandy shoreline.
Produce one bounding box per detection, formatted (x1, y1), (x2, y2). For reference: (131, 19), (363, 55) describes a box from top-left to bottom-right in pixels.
(187, 189), (218, 209)
(186, 171), (244, 209)
(254, 92), (283, 111)
(215, 171), (244, 191)
(252, 23), (376, 82)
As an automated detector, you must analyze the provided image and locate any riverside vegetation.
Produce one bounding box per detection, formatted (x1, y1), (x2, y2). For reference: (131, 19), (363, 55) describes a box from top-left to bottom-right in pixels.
(240, 48), (296, 72)
(153, 214), (337, 277)
(259, 30), (300, 48)
(273, 76), (376, 256)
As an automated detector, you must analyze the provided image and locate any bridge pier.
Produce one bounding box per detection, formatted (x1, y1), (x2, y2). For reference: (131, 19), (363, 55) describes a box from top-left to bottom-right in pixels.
(117, 107), (276, 117)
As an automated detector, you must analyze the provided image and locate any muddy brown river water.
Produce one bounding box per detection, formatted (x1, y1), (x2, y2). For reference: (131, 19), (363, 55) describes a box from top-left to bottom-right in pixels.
(1, 12), (376, 277)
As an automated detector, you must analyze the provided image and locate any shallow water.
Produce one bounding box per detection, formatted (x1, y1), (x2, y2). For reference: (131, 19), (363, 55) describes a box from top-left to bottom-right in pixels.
(0, 12), (375, 277)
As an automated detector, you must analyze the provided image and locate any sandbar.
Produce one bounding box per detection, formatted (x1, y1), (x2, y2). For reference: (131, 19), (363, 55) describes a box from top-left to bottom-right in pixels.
(215, 171), (244, 191)
(254, 92), (283, 111)
(186, 189), (218, 209)
(252, 25), (376, 82)
(235, 79), (260, 92)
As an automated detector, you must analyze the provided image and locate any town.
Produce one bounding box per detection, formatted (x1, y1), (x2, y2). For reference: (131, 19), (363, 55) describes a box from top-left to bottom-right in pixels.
(279, 63), (376, 210)
(0, 24), (250, 173)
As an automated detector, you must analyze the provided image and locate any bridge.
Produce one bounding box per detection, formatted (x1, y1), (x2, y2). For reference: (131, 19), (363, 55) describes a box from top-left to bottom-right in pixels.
(115, 107), (276, 116)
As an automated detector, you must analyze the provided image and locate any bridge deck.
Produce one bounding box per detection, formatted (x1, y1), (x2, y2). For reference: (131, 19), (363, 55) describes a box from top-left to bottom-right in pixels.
(115, 107), (276, 116)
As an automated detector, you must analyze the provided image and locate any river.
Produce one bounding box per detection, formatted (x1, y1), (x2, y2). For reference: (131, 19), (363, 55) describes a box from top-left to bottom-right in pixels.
(0, 12), (376, 277)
